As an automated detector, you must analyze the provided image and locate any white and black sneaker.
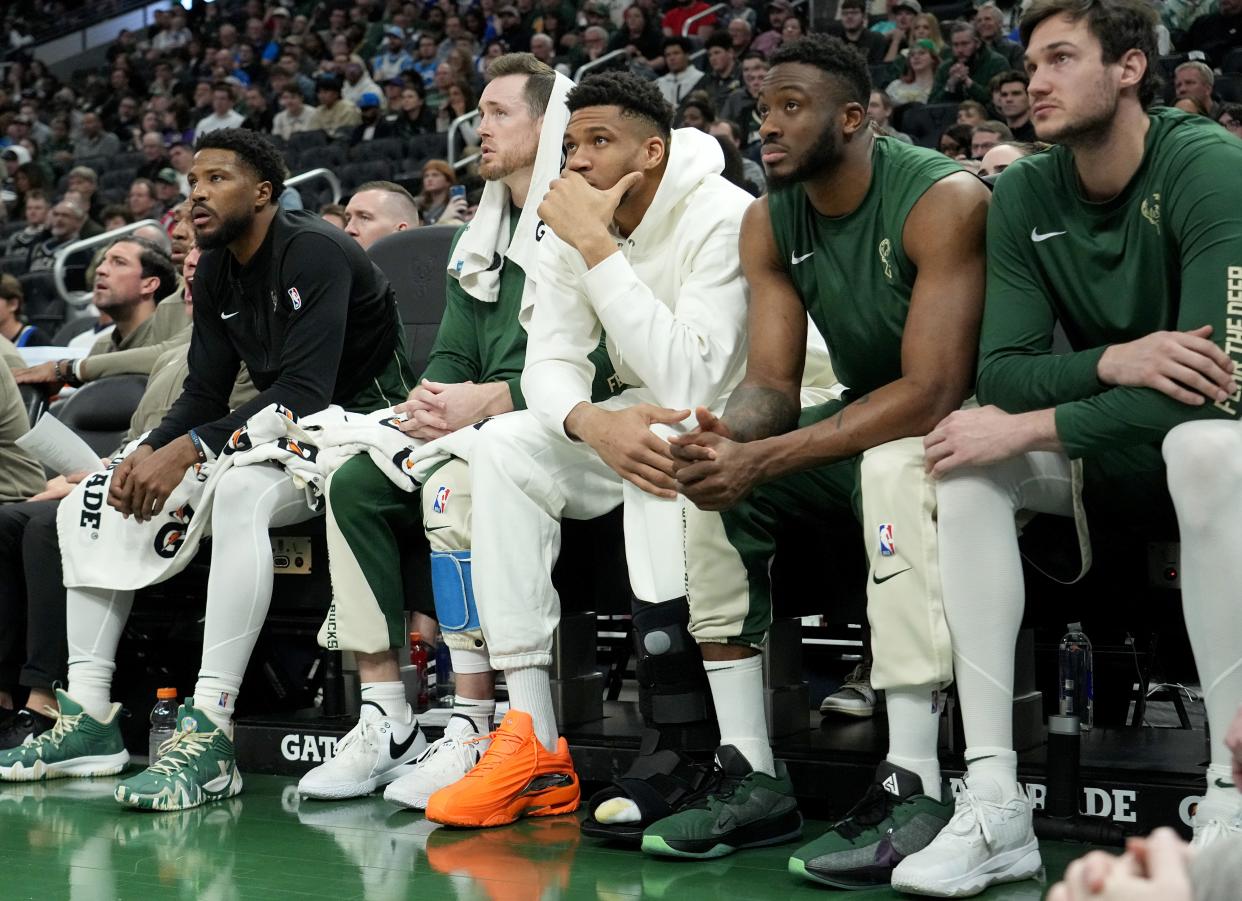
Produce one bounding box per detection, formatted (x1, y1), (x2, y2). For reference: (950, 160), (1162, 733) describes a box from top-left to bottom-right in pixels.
(820, 662), (878, 718)
(890, 773), (1041, 897)
(298, 701), (427, 801)
(384, 712), (490, 810)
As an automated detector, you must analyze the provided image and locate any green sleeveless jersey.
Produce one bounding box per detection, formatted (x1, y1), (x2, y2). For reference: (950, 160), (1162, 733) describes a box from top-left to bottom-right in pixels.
(977, 107), (1242, 458)
(767, 137), (962, 396)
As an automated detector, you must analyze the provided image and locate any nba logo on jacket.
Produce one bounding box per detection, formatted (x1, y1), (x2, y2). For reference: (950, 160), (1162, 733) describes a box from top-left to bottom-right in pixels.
(288, 287), (302, 310)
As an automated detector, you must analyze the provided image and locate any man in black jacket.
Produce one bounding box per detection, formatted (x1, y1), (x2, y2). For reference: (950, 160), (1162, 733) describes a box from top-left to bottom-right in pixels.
(2, 129), (416, 812)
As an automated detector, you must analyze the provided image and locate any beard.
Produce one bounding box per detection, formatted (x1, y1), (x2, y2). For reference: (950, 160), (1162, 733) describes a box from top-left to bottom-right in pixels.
(195, 207), (253, 250)
(478, 145), (535, 182)
(765, 119), (845, 190)
(1035, 80), (1119, 149)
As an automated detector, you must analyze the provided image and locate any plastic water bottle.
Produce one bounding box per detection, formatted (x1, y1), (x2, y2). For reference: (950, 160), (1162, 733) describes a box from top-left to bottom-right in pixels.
(1058, 623), (1093, 731)
(435, 634), (454, 705)
(149, 687), (178, 764)
(409, 632), (430, 711)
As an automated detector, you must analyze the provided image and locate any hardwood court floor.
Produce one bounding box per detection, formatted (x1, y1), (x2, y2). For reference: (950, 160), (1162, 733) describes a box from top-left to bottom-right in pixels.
(0, 772), (1086, 900)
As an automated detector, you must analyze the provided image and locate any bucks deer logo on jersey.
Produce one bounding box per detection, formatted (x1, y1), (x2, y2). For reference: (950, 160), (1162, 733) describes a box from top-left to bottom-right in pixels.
(1141, 193), (1161, 232)
(877, 238), (894, 281)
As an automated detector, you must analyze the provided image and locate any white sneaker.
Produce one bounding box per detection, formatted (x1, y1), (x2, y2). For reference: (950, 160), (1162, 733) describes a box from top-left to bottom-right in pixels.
(298, 704), (426, 800)
(891, 774), (1041, 898)
(1192, 802), (1242, 850)
(384, 712), (490, 810)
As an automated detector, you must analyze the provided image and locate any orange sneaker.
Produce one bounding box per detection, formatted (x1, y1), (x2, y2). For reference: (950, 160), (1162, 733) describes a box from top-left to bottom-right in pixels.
(425, 710), (580, 828)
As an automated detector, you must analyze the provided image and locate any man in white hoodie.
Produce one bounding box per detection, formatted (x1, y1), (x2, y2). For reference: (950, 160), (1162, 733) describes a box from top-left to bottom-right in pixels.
(424, 71), (754, 830)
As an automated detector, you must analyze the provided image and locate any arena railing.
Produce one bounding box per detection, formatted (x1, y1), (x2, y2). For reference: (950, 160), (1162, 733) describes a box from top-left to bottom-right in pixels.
(446, 110), (482, 171)
(286, 167), (342, 205)
(681, 3), (727, 36)
(53, 218), (162, 310)
(574, 48), (630, 82)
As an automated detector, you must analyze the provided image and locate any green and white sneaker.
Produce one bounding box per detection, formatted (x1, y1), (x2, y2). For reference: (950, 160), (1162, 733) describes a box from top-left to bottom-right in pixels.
(0, 690), (129, 782)
(789, 762), (953, 889)
(114, 699), (242, 812)
(641, 745), (803, 859)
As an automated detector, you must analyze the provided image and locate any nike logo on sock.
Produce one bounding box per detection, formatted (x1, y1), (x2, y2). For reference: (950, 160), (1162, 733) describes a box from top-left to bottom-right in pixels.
(965, 755), (997, 766)
(1214, 778), (1237, 789)
(389, 725), (421, 760)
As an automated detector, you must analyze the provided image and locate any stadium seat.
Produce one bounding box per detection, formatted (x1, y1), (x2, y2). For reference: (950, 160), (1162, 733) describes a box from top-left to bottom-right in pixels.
(901, 102), (958, 148)
(19, 384), (47, 429)
(0, 252), (29, 275)
(52, 374), (147, 457)
(293, 143), (345, 171)
(368, 225), (456, 376)
(18, 271), (65, 335)
(1224, 47), (1242, 74)
(1215, 73), (1242, 102)
(869, 63), (893, 89)
(348, 136), (405, 163)
(339, 159), (393, 192)
(110, 151), (145, 172)
(100, 167), (139, 195)
(286, 129), (330, 155)
(407, 131), (448, 164)
(52, 314), (100, 346)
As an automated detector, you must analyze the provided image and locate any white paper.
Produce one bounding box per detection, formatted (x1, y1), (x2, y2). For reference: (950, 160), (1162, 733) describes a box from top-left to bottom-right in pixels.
(18, 345), (90, 367)
(16, 414), (104, 476)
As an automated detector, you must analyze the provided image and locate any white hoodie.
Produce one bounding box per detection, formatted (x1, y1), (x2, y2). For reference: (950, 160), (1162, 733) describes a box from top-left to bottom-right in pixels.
(521, 127), (753, 434)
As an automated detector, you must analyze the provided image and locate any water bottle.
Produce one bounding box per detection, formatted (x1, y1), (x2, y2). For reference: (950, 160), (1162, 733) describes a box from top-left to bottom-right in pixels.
(1058, 623), (1093, 731)
(434, 634), (454, 705)
(409, 631), (430, 711)
(148, 687), (178, 764)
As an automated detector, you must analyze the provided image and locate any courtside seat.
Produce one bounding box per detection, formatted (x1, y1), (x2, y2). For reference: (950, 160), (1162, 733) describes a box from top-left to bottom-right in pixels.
(368, 226), (458, 376)
(52, 374), (147, 457)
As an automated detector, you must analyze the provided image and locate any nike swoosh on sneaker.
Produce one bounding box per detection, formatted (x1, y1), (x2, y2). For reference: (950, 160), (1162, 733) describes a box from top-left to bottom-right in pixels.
(390, 726), (421, 761)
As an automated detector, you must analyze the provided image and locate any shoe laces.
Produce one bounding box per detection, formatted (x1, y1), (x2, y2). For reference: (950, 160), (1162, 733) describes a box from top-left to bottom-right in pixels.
(1195, 815), (1242, 849)
(835, 782), (898, 840)
(946, 784), (997, 846)
(684, 761), (746, 811)
(23, 708), (83, 749)
(469, 721), (528, 776)
(334, 717), (383, 758)
(414, 733), (482, 771)
(841, 661), (872, 690)
(148, 730), (215, 776)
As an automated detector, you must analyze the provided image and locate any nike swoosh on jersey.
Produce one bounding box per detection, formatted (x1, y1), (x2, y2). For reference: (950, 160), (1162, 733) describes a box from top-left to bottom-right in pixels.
(389, 725), (421, 761)
(791, 251), (814, 265)
(872, 567), (912, 585)
(1030, 229), (1067, 243)
(220, 311), (241, 320)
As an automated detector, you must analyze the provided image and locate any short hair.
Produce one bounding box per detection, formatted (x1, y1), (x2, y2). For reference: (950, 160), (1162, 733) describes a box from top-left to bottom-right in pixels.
(211, 80), (235, 97)
(319, 202), (348, 218)
(1020, 0), (1160, 107)
(193, 128), (286, 204)
(989, 69), (1030, 92)
(705, 32), (734, 52)
(484, 52), (557, 118)
(1217, 102), (1242, 123)
(680, 97), (716, 124)
(129, 177), (156, 198)
(353, 180), (420, 222)
(1176, 60), (1215, 86)
(948, 21), (979, 39)
(663, 36), (693, 54)
(24, 188), (48, 204)
(768, 34), (871, 107)
(975, 120), (1014, 138)
(995, 140), (1049, 155)
(101, 203), (134, 224)
(0, 273), (22, 307)
(958, 99), (988, 117)
(715, 117), (743, 143)
(840, 0), (867, 11)
(740, 51), (769, 66)
(870, 89), (893, 110)
(567, 71), (674, 140)
(112, 235), (178, 301)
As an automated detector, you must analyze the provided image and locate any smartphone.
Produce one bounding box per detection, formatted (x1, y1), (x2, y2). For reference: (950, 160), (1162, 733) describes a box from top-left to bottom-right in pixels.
(449, 185), (466, 201)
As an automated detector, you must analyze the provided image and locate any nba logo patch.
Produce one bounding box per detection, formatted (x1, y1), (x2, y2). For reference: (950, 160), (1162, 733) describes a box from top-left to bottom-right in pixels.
(433, 485), (451, 514)
(878, 523), (895, 557)
(287, 287), (302, 310)
(454, 258), (464, 273)
(218, 691), (230, 709)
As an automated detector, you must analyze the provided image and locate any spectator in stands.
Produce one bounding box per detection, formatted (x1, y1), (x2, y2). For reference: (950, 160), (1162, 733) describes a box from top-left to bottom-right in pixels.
(438, 82), (479, 146)
(880, 0), (922, 64)
(167, 141), (193, 197)
(912, 12), (947, 56)
(1217, 101), (1242, 137)
(729, 17), (754, 57)
(342, 181), (420, 249)
(127, 178), (161, 223)
(870, 88), (913, 141)
(721, 52), (769, 149)
(752, 0), (792, 57)
(957, 99), (987, 126)
(0, 275), (51, 348)
(342, 61), (384, 110)
(0, 338), (43, 504)
(1174, 61), (1217, 118)
(974, 3), (1024, 67)
(830, 0), (889, 64)
(390, 82), (439, 138)
(662, 0), (718, 36)
(319, 203), (348, 229)
(373, 26), (416, 83)
(701, 32), (745, 110)
(73, 112), (122, 162)
(1176, 94), (1214, 115)
(27, 198), (87, 272)
(412, 35), (441, 89)
(278, 51), (318, 102)
(100, 205), (134, 232)
(656, 37), (706, 109)
(1178, 0), (1242, 68)
(938, 122), (974, 158)
(886, 39), (939, 104)
(677, 96), (716, 130)
(155, 170), (185, 228)
(971, 119), (1013, 158)
(3, 128), (417, 810)
(709, 117), (766, 192)
(530, 32), (557, 68)
(350, 92), (387, 144)
(272, 87), (317, 141)
(930, 21), (1009, 104)
(417, 159), (466, 225)
(977, 139), (1040, 177)
(194, 82), (246, 139)
(899, 0), (1242, 892)
(780, 14), (807, 49)
(111, 96), (142, 149)
(990, 69), (1035, 140)
(44, 117), (74, 172)
(310, 73), (363, 131)
(242, 87), (275, 133)
(135, 132), (169, 181)
(5, 188), (48, 258)
(609, 5), (668, 72)
(497, 5), (531, 52)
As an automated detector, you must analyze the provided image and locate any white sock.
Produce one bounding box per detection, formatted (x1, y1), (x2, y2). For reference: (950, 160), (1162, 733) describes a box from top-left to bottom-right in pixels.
(885, 685), (943, 798)
(65, 585), (133, 722)
(360, 681), (412, 723)
(964, 747), (1021, 798)
(452, 694), (495, 734)
(505, 665), (558, 752)
(193, 674), (239, 734)
(704, 652), (774, 777)
(1199, 763), (1242, 822)
(448, 643), (491, 675)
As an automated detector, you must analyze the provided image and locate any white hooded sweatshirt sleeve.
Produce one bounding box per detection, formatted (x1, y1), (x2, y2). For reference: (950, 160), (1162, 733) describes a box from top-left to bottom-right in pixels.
(521, 128), (753, 435)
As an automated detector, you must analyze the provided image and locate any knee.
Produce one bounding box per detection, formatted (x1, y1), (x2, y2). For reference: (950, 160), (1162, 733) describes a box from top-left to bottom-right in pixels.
(327, 457), (379, 519)
(934, 466), (1012, 527)
(211, 466), (280, 530)
(1163, 421), (1242, 524)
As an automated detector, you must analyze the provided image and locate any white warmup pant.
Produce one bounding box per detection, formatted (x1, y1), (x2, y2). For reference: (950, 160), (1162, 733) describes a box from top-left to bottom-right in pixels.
(66, 464), (317, 711)
(470, 394), (686, 671)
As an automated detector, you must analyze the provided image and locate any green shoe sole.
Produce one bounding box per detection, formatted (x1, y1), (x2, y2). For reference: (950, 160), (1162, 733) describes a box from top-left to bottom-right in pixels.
(115, 767), (243, 812)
